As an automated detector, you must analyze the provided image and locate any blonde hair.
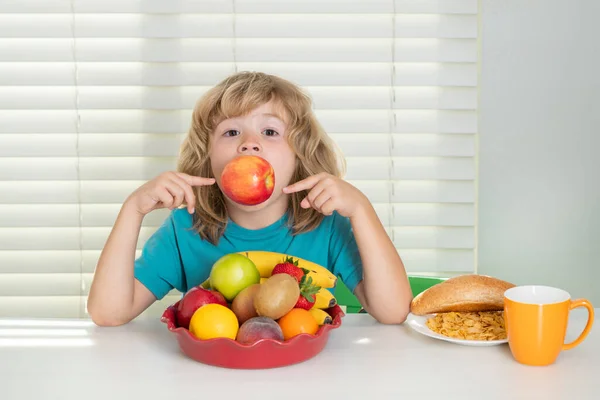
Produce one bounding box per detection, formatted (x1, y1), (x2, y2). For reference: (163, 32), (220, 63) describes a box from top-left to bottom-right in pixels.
(177, 71), (346, 244)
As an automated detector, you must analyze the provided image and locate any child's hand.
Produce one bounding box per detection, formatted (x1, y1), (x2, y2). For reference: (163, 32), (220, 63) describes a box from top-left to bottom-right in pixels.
(283, 173), (369, 218)
(127, 171), (215, 216)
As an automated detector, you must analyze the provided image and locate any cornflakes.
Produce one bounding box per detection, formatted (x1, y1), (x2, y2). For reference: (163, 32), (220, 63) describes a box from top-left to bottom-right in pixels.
(426, 311), (507, 341)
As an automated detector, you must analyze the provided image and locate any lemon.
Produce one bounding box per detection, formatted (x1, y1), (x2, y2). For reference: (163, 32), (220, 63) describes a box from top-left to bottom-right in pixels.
(189, 303), (239, 340)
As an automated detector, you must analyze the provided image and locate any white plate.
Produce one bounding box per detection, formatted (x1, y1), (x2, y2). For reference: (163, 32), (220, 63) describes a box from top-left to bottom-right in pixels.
(406, 313), (508, 347)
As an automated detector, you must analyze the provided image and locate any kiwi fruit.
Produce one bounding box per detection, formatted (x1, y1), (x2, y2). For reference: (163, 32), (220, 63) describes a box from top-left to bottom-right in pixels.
(254, 274), (300, 320)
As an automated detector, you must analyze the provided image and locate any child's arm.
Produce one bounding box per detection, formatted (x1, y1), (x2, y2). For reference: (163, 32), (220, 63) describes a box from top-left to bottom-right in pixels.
(87, 172), (215, 326)
(348, 204), (413, 324)
(283, 173), (412, 324)
(86, 201), (155, 326)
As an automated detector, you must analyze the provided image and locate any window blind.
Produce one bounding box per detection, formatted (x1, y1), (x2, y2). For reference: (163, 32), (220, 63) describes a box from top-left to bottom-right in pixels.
(0, 0), (479, 319)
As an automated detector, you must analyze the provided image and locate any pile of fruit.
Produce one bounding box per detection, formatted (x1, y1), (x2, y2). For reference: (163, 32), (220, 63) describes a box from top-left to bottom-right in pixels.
(175, 251), (339, 345)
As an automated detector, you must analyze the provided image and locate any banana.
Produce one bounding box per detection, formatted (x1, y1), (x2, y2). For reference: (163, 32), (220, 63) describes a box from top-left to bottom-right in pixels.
(314, 287), (337, 309)
(237, 250), (285, 277)
(304, 265), (337, 290)
(309, 308), (333, 325)
(238, 250), (337, 289)
(260, 277), (268, 284)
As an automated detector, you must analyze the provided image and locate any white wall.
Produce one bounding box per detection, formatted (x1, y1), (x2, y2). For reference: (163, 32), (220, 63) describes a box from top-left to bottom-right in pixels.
(478, 0), (600, 305)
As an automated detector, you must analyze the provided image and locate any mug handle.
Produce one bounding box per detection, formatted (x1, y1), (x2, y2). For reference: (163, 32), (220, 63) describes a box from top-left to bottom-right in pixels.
(563, 299), (595, 351)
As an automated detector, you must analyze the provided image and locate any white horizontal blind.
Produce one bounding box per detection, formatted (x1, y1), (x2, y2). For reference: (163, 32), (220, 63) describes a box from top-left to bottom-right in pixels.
(0, 0), (479, 319)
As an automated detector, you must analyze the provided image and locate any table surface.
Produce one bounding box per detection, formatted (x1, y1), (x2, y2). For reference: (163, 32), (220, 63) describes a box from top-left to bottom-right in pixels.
(0, 309), (598, 400)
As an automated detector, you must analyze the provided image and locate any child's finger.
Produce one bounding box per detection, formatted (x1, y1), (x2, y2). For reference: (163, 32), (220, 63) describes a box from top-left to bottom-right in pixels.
(164, 181), (185, 209)
(177, 172), (215, 187)
(283, 174), (323, 194)
(300, 197), (311, 209)
(304, 181), (327, 208)
(320, 199), (335, 216)
(311, 190), (332, 211)
(155, 187), (174, 209)
(170, 175), (196, 213)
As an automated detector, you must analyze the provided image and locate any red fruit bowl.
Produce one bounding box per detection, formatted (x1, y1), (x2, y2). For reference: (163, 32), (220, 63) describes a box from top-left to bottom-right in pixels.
(161, 302), (345, 369)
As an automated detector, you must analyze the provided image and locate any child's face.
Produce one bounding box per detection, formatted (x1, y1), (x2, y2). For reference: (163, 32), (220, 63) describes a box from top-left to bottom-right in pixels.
(209, 100), (296, 210)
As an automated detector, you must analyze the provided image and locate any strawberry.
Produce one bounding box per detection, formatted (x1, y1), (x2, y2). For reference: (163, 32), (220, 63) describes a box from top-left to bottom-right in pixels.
(294, 274), (321, 310)
(271, 256), (306, 283)
(295, 295), (315, 310)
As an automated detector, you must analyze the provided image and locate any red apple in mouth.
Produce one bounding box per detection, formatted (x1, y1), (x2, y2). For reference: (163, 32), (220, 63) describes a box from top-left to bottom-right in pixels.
(220, 155), (275, 206)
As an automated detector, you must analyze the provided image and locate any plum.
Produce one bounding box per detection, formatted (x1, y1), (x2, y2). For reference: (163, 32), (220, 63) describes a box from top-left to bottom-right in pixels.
(236, 316), (284, 344)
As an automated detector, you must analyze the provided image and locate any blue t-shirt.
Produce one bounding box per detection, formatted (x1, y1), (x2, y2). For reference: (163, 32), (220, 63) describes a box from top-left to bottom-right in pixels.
(133, 208), (364, 300)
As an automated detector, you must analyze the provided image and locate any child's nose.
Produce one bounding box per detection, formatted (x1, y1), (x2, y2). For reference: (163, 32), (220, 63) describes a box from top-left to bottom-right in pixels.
(238, 140), (261, 153)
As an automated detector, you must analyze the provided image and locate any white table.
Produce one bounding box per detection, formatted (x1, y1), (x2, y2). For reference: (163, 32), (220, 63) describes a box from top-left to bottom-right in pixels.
(0, 309), (597, 400)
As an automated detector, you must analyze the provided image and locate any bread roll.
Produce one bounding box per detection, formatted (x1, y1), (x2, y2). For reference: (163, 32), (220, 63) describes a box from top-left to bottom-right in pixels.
(410, 274), (515, 316)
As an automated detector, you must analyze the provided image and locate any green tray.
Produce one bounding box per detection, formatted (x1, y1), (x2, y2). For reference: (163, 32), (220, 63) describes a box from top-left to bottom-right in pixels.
(333, 275), (446, 314)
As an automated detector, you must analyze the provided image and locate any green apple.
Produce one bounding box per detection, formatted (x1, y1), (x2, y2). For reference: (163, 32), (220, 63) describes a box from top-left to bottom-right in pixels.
(209, 254), (261, 301)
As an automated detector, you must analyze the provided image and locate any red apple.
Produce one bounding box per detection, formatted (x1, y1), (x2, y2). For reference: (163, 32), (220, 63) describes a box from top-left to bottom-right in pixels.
(220, 155), (275, 206)
(176, 286), (228, 329)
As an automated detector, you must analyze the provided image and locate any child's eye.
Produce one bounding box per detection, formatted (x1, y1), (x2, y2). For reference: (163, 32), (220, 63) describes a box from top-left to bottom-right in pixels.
(262, 129), (279, 137)
(224, 130), (240, 137)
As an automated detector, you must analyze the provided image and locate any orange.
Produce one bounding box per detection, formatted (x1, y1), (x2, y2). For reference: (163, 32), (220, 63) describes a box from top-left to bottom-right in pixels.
(277, 308), (319, 340)
(189, 303), (239, 340)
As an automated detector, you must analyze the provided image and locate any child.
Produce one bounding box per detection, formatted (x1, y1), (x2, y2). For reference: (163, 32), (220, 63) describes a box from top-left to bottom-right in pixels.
(87, 72), (413, 326)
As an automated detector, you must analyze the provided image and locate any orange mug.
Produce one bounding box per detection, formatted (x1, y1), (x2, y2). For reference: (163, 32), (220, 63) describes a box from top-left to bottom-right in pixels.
(504, 285), (594, 366)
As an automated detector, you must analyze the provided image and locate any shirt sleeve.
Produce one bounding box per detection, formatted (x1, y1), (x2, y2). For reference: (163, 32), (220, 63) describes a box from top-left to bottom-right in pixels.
(328, 212), (364, 293)
(133, 212), (185, 300)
